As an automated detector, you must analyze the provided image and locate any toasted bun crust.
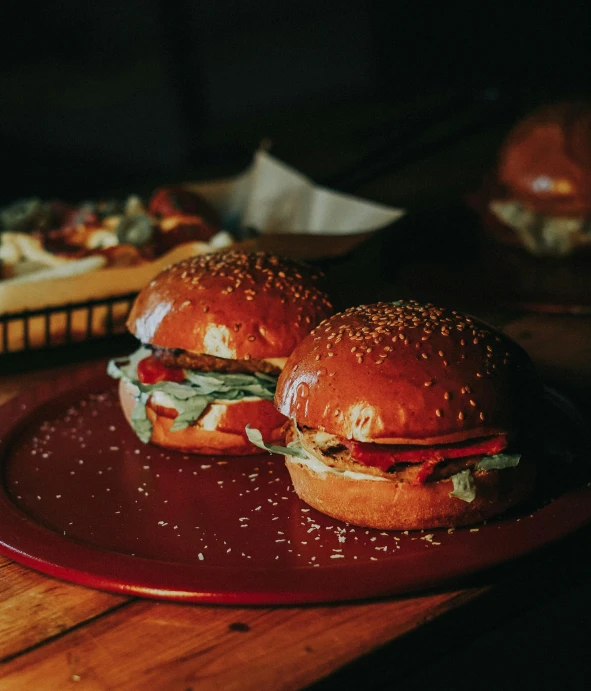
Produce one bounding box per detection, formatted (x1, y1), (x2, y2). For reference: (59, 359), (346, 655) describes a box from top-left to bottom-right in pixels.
(285, 455), (536, 530)
(497, 102), (591, 216)
(119, 378), (286, 455)
(127, 250), (333, 358)
(275, 301), (540, 444)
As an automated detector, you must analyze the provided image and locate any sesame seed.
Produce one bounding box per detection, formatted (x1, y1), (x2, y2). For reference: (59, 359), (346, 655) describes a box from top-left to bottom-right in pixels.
(469, 399), (477, 407)
(436, 409), (443, 417)
(458, 411), (465, 420)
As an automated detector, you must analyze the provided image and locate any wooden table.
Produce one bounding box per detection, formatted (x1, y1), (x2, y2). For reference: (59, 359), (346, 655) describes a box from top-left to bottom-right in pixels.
(1, 303), (590, 690)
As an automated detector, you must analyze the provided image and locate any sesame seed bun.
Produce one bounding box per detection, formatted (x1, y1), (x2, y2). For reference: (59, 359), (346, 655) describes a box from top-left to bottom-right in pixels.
(275, 301), (540, 445)
(497, 101), (591, 217)
(127, 250), (334, 359)
(284, 452), (536, 530)
(119, 378), (286, 455)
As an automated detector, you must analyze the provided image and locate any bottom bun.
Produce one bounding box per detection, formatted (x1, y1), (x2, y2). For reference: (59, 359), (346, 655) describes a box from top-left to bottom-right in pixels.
(119, 379), (285, 455)
(285, 455), (536, 530)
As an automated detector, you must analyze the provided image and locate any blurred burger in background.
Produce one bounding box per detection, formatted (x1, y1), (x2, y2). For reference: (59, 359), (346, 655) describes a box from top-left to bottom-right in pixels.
(482, 101), (591, 257)
(108, 250), (333, 455)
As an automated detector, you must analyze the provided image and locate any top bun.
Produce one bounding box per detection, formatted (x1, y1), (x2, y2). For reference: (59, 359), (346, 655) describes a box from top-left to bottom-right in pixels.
(127, 250), (333, 359)
(497, 101), (591, 216)
(275, 301), (539, 445)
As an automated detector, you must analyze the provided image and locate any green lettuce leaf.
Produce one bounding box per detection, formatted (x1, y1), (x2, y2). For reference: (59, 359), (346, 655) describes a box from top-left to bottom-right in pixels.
(449, 469), (476, 503)
(130, 392), (152, 443)
(182, 371), (230, 394)
(255, 372), (278, 384)
(245, 425), (308, 458)
(106, 358), (125, 380)
(476, 453), (521, 471)
(107, 347), (278, 443)
(107, 346), (151, 381)
(169, 395), (210, 431)
(448, 453), (521, 504)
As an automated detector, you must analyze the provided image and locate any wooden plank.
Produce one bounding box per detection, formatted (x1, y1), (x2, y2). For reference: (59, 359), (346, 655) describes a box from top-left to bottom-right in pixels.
(0, 557), (129, 662)
(0, 589), (484, 690)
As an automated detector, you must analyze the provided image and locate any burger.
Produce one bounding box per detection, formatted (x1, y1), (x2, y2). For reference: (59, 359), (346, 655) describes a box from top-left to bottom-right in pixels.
(248, 300), (541, 529)
(108, 250), (333, 455)
(485, 101), (591, 257)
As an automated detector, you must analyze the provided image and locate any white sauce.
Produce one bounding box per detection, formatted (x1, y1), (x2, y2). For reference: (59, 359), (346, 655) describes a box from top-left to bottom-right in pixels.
(294, 446), (387, 483)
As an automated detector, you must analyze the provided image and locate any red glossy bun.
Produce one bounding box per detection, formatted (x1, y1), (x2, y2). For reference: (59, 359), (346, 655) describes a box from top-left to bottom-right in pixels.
(285, 454), (536, 530)
(127, 251), (333, 358)
(497, 101), (591, 216)
(119, 378), (286, 455)
(275, 301), (540, 444)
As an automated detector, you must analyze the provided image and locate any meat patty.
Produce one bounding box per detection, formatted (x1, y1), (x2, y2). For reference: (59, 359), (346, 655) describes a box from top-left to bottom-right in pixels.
(151, 346), (281, 376)
(295, 425), (480, 484)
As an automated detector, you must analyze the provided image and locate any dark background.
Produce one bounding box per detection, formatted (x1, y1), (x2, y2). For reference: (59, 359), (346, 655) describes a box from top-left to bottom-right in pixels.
(1, 1), (590, 206)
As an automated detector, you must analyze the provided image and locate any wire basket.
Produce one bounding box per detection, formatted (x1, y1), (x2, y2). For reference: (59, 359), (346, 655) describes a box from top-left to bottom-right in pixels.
(0, 292), (137, 354)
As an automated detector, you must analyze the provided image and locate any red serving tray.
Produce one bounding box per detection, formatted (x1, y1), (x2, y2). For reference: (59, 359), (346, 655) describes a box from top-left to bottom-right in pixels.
(0, 362), (589, 605)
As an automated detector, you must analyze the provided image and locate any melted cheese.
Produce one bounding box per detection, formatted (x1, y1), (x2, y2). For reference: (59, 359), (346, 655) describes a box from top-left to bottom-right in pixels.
(262, 357), (287, 369)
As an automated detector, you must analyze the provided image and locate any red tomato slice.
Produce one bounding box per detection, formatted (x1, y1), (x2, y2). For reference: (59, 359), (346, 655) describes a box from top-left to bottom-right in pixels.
(343, 435), (508, 473)
(137, 356), (185, 385)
